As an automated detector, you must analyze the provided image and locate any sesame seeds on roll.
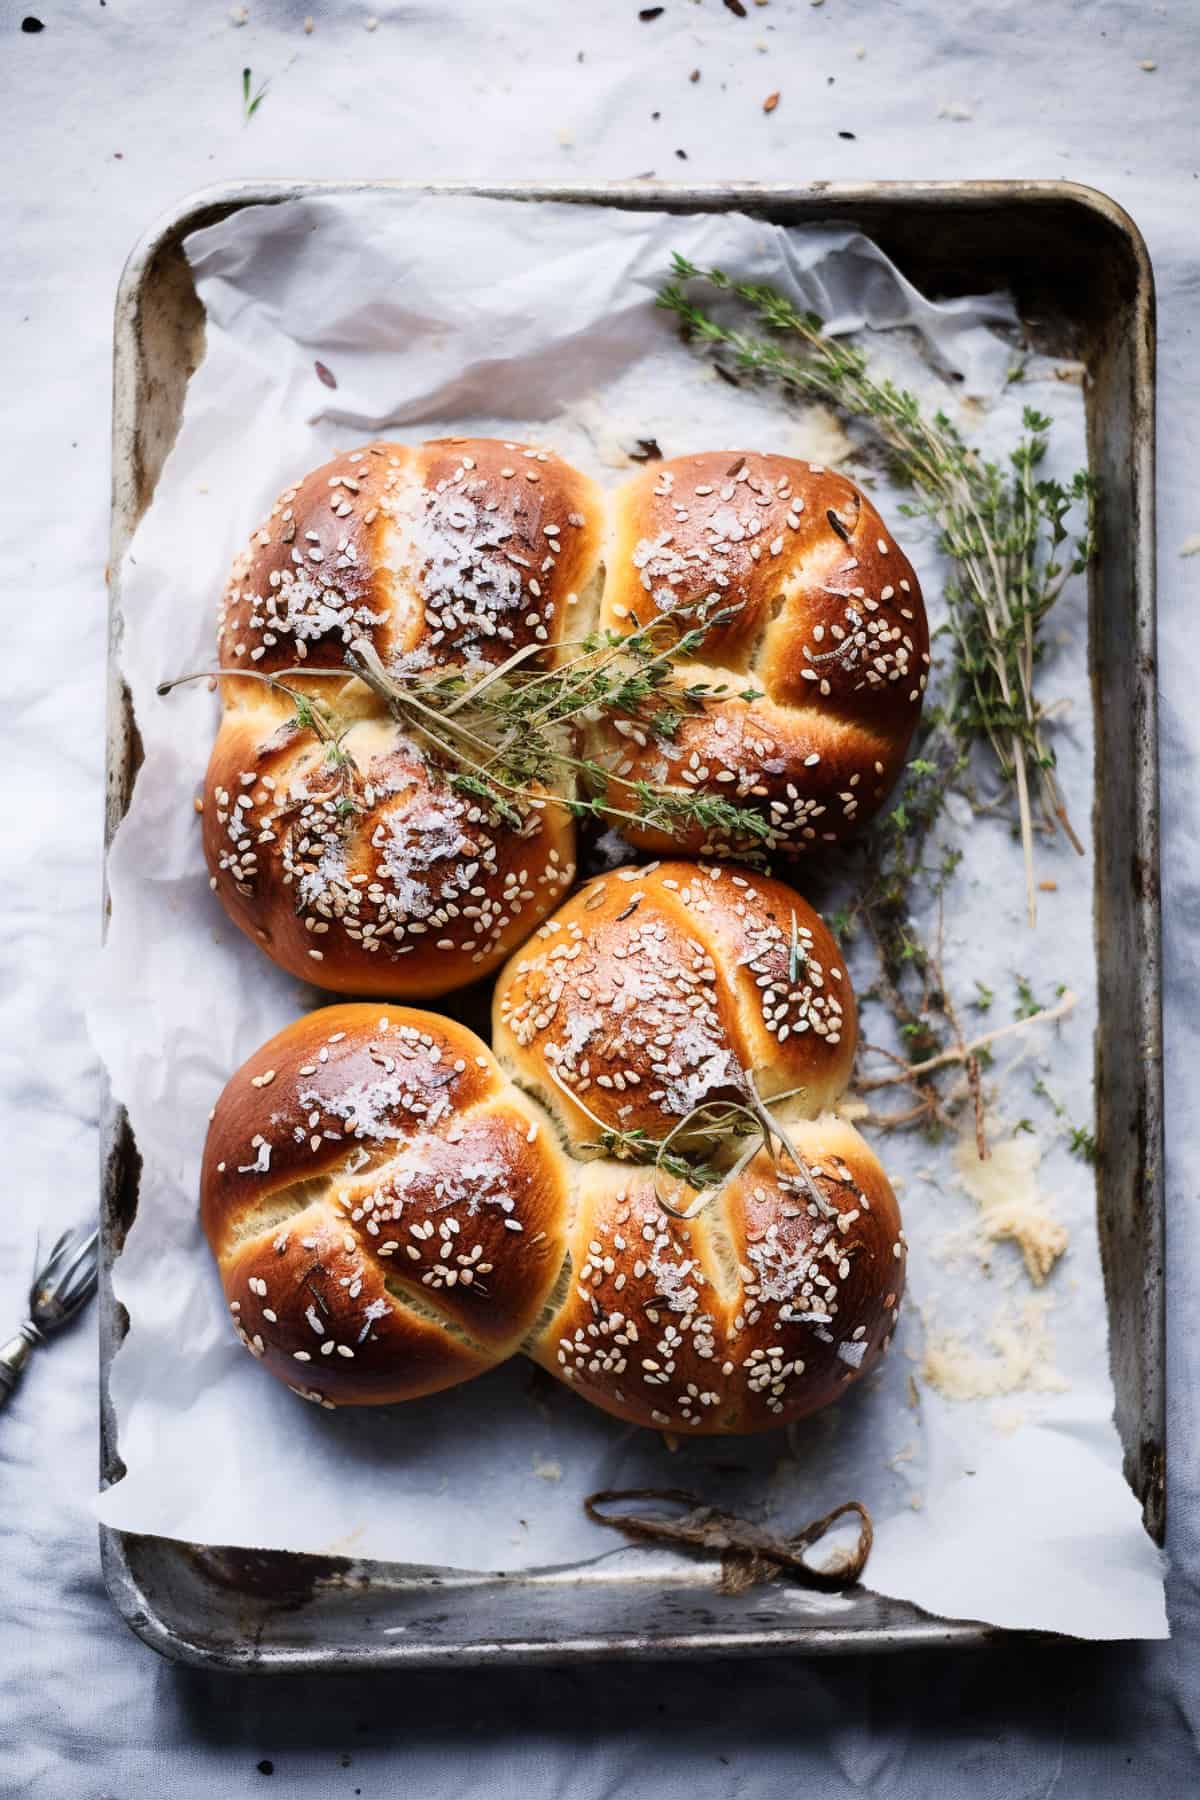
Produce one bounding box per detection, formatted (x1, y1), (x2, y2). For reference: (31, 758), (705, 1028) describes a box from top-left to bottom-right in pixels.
(207, 869), (905, 1432)
(591, 450), (929, 856)
(494, 858), (905, 1435)
(492, 860), (857, 1151)
(201, 1004), (573, 1409)
(193, 438), (921, 1436)
(204, 438), (605, 995)
(527, 1129), (904, 1436)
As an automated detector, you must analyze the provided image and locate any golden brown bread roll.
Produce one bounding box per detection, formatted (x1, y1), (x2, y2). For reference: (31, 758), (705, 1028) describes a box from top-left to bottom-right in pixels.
(201, 1004), (573, 1407)
(204, 438), (604, 995)
(530, 1132), (903, 1434)
(493, 859), (904, 1433)
(201, 443), (927, 990)
(491, 859), (857, 1150)
(590, 451), (929, 855)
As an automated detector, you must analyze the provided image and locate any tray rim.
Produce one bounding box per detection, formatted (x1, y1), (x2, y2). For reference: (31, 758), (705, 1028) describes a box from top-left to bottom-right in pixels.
(101, 175), (1161, 1670)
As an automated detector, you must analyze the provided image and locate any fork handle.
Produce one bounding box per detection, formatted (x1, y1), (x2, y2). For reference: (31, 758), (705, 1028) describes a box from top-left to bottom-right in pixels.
(0, 1323), (43, 1410)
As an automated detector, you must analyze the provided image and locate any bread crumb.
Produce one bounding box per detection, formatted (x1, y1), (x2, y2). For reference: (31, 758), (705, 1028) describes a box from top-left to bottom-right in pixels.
(781, 402), (854, 469)
(938, 100), (973, 121)
(954, 1130), (1069, 1286)
(532, 1456), (562, 1482)
(1180, 533), (1200, 557)
(922, 1297), (1070, 1401)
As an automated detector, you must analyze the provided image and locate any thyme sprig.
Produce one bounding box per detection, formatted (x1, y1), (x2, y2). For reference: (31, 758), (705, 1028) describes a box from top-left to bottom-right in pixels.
(657, 254), (1096, 925)
(548, 1063), (825, 1223)
(159, 595), (775, 853)
(241, 67), (269, 123)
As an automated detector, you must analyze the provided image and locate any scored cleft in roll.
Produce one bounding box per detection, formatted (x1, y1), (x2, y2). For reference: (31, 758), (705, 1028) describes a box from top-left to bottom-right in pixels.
(203, 438), (605, 995)
(591, 451), (930, 856)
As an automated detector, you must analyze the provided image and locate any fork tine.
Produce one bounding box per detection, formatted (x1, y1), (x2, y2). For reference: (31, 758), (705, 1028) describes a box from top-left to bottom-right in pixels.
(33, 1229), (73, 1283)
(29, 1225), (100, 1319)
(59, 1262), (99, 1316)
(55, 1228), (99, 1291)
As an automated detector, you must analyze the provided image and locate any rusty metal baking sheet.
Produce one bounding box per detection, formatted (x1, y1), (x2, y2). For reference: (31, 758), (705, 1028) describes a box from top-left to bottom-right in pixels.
(101, 179), (1161, 1668)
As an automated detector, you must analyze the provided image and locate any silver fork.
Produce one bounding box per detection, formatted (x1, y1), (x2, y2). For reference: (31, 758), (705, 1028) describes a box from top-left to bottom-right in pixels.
(0, 1225), (99, 1410)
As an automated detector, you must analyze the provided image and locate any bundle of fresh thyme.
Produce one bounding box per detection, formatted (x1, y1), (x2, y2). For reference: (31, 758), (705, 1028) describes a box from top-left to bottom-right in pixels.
(161, 597), (773, 853)
(657, 254), (1096, 926)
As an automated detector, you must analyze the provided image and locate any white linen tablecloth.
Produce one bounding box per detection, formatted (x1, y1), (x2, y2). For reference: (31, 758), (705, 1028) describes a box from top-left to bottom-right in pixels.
(2, 1), (1197, 1793)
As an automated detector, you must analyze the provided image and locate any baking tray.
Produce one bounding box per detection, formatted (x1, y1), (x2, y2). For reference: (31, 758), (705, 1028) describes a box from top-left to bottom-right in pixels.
(102, 179), (1161, 1669)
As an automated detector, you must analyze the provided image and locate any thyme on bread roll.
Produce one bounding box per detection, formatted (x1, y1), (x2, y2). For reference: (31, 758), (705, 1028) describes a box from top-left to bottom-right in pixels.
(196, 442), (929, 994)
(591, 451), (929, 855)
(494, 859), (905, 1434)
(492, 859), (856, 1153)
(204, 438), (604, 995)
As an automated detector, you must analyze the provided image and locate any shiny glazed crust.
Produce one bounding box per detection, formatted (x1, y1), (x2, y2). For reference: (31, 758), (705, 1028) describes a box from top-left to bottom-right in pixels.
(201, 1004), (573, 1406)
(527, 1127), (904, 1434)
(206, 867), (903, 1430)
(592, 451), (929, 854)
(492, 860), (857, 1149)
(492, 860), (904, 1433)
(204, 438), (605, 994)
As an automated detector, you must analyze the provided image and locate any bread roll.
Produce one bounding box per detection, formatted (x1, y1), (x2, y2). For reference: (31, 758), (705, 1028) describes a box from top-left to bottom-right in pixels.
(201, 1004), (573, 1407)
(204, 438), (605, 996)
(494, 860), (905, 1432)
(525, 1130), (904, 1435)
(201, 444), (929, 989)
(492, 860), (857, 1150)
(591, 452), (929, 855)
